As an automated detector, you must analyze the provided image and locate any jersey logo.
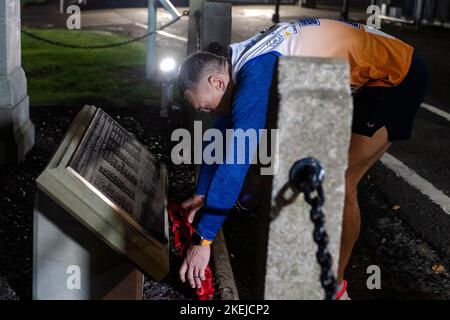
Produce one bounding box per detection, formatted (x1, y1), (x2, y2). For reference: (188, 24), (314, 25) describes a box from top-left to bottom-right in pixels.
(298, 18), (320, 27)
(265, 34), (284, 48)
(290, 22), (299, 34)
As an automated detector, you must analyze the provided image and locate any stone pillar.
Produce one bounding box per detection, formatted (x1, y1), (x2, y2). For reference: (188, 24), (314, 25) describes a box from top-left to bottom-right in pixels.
(264, 57), (353, 299)
(186, 0), (232, 179)
(187, 0), (231, 57)
(0, 0), (34, 164)
(186, 0), (231, 129)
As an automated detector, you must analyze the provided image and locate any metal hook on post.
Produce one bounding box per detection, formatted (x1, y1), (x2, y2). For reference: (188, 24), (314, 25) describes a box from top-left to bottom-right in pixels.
(289, 157), (336, 300)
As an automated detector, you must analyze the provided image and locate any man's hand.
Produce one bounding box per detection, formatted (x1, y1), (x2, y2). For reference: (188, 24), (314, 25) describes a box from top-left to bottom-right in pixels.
(179, 245), (211, 288)
(181, 194), (205, 223)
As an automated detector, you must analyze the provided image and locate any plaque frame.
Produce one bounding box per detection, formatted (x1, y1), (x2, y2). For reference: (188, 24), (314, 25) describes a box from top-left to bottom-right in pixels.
(35, 105), (169, 280)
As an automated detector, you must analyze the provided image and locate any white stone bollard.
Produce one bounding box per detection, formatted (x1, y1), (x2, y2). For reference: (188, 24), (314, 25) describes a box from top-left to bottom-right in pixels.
(0, 0), (35, 163)
(264, 57), (353, 300)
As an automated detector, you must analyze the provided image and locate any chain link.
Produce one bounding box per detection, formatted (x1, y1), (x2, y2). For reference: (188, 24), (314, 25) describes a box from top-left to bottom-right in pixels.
(21, 10), (189, 50)
(194, 10), (201, 52)
(303, 183), (337, 300)
(289, 157), (337, 300)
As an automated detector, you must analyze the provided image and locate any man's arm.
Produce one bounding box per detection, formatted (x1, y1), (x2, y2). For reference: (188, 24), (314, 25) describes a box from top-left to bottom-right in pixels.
(196, 115), (232, 195)
(195, 52), (279, 241)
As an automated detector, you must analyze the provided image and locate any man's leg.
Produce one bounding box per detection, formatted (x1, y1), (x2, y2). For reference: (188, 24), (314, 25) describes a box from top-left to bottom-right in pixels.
(337, 126), (392, 283)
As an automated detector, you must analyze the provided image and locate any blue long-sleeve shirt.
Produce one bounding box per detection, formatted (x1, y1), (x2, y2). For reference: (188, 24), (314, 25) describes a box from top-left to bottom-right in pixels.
(195, 52), (279, 241)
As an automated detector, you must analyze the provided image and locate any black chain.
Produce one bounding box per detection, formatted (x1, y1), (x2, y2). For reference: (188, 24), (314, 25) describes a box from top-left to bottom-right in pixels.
(289, 158), (337, 300)
(304, 182), (336, 300)
(21, 10), (189, 49)
(194, 10), (202, 52)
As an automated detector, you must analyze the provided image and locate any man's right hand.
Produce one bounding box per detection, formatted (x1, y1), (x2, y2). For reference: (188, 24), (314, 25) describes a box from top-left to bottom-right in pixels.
(181, 194), (205, 223)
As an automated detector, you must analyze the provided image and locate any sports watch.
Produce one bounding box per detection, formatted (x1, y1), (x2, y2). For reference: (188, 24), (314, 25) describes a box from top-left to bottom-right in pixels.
(192, 231), (212, 246)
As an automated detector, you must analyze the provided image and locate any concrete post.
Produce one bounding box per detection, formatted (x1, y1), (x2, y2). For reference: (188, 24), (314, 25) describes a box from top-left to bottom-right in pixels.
(0, 0), (35, 164)
(187, 0), (231, 57)
(185, 0), (231, 127)
(263, 57), (353, 299)
(186, 0), (232, 180)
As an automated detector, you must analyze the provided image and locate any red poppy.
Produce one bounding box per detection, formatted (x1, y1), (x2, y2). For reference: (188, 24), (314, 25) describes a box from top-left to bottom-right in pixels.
(167, 202), (215, 300)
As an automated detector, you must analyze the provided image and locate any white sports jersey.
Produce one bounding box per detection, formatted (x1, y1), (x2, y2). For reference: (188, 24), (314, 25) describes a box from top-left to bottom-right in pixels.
(229, 18), (414, 88)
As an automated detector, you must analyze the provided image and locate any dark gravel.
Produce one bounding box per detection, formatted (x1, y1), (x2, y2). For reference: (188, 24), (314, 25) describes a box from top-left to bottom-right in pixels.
(0, 104), (198, 300)
(0, 277), (18, 300)
(346, 164), (450, 300)
(223, 164), (450, 300)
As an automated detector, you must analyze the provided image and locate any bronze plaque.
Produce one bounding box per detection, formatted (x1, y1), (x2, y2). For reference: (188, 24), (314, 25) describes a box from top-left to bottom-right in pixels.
(67, 109), (166, 244)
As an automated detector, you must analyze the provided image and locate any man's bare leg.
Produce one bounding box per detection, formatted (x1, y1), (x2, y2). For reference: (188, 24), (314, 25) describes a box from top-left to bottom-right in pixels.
(337, 127), (392, 283)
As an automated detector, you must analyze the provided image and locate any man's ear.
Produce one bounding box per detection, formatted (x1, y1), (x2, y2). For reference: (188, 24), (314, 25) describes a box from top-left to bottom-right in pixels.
(208, 75), (225, 92)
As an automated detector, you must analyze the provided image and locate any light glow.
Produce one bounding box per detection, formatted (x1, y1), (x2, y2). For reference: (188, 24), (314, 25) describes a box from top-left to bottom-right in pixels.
(160, 57), (176, 72)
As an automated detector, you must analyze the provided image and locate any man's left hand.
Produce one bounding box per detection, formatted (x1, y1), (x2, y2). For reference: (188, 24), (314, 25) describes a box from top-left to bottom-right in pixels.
(179, 245), (211, 288)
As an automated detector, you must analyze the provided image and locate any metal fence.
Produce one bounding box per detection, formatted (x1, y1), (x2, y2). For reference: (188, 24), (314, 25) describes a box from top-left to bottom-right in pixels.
(371, 0), (450, 26)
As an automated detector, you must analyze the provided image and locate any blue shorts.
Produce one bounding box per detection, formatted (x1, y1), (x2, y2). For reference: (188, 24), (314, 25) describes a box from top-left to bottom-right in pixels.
(352, 52), (428, 141)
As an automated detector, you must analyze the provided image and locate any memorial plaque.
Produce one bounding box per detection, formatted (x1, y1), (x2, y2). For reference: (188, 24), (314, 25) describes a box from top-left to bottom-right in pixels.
(67, 109), (166, 243)
(33, 105), (169, 300)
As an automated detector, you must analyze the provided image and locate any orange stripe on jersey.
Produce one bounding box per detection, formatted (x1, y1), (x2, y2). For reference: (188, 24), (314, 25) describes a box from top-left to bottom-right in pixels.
(287, 19), (414, 88)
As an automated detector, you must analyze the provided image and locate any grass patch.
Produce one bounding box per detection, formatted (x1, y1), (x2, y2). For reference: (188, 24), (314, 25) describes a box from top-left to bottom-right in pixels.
(22, 28), (183, 107)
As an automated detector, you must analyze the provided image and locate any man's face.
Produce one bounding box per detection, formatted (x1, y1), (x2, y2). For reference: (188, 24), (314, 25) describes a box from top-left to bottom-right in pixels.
(184, 74), (231, 116)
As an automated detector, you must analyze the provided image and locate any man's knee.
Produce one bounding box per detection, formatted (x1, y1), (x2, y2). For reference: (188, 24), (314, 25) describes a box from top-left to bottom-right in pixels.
(345, 142), (390, 194)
